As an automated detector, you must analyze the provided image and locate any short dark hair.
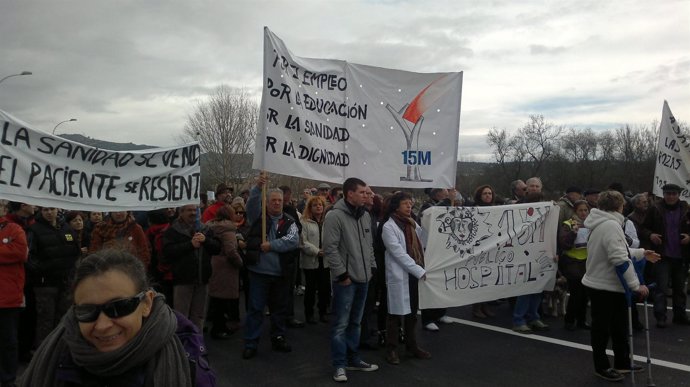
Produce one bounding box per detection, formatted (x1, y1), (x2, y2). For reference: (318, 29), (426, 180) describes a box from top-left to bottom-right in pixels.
(147, 208), (169, 225)
(64, 211), (84, 223)
(343, 177), (366, 194)
(72, 249), (149, 294)
(383, 191), (413, 220)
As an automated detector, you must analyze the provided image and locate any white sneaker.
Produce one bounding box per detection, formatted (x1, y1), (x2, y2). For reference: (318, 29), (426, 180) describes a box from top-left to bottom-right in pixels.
(424, 322), (440, 331)
(346, 360), (379, 372)
(438, 315), (454, 324)
(333, 367), (347, 382)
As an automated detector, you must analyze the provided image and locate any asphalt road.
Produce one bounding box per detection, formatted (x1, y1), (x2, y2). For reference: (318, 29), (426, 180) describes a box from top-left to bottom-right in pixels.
(15, 295), (689, 386)
(206, 296), (690, 387)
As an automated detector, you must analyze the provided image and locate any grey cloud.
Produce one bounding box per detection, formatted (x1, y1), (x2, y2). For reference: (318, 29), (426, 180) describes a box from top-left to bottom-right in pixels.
(1, 0), (688, 157)
(529, 44), (567, 55)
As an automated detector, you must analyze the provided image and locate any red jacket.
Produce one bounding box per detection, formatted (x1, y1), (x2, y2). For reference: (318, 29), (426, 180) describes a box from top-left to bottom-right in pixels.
(0, 217), (29, 308)
(202, 202), (223, 224)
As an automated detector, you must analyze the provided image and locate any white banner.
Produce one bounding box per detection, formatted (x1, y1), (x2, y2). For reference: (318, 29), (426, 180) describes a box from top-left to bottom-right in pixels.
(252, 27), (462, 188)
(419, 203), (559, 309)
(0, 110), (200, 211)
(652, 101), (690, 202)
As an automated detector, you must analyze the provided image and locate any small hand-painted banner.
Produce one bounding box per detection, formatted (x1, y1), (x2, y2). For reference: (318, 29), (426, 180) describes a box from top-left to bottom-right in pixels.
(419, 202), (560, 309)
(253, 27), (463, 188)
(652, 101), (690, 202)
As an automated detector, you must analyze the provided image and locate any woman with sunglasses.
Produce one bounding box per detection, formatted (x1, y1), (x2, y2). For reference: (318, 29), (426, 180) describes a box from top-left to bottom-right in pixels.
(20, 249), (215, 387)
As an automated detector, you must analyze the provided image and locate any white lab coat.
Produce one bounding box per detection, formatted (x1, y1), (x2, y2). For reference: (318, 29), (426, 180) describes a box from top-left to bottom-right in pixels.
(382, 218), (426, 315)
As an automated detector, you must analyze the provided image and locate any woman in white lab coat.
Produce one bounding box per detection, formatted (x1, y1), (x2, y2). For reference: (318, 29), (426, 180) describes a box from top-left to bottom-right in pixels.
(381, 191), (430, 365)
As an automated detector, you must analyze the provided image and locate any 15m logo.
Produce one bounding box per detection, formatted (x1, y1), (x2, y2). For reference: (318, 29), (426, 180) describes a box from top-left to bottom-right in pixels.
(401, 150), (431, 166)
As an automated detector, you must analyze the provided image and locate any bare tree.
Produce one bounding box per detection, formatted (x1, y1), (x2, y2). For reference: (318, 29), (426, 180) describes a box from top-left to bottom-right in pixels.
(182, 86), (258, 189)
(518, 114), (562, 175)
(487, 127), (510, 170)
(560, 127), (598, 162)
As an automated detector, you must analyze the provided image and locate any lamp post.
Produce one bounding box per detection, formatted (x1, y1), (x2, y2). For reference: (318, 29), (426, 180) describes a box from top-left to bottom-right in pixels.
(0, 71), (32, 85)
(52, 118), (77, 135)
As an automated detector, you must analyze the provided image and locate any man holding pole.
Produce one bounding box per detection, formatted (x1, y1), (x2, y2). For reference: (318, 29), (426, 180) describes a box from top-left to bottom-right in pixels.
(242, 173), (300, 360)
(162, 204), (221, 331)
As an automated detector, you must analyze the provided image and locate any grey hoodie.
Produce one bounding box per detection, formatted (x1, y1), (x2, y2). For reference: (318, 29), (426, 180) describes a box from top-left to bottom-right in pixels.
(323, 199), (376, 283)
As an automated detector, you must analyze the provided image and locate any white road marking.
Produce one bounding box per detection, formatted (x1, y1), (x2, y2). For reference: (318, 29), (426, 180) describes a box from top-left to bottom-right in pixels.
(443, 316), (690, 373)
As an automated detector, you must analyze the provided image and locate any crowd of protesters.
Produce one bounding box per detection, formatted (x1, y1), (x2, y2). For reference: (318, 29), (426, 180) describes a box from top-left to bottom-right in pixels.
(0, 174), (688, 386)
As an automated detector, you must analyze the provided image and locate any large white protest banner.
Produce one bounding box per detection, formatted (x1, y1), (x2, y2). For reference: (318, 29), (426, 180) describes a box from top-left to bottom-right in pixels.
(0, 109), (200, 211)
(652, 101), (690, 202)
(418, 203), (559, 309)
(253, 27), (463, 188)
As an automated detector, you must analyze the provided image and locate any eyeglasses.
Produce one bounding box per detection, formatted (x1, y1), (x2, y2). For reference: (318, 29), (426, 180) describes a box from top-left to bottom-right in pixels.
(73, 292), (146, 323)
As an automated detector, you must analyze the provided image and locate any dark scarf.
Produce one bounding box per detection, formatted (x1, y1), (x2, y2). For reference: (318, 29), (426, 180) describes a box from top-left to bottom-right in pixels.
(20, 295), (192, 387)
(95, 214), (137, 242)
(344, 200), (365, 220)
(663, 200), (681, 210)
(391, 213), (424, 267)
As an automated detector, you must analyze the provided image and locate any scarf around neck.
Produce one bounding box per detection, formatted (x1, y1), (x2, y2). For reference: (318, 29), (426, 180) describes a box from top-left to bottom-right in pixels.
(21, 294), (192, 387)
(391, 213), (424, 267)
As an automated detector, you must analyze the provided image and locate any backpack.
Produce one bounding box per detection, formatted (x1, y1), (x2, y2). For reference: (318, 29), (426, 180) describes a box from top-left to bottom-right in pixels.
(175, 311), (217, 387)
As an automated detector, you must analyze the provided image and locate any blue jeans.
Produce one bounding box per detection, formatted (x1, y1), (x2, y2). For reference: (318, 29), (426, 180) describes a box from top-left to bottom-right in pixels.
(513, 293), (542, 326)
(331, 280), (368, 368)
(244, 271), (288, 349)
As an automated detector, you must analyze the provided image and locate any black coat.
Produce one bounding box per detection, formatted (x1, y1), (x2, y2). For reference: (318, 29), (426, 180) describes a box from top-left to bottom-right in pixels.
(640, 200), (690, 258)
(161, 220), (221, 285)
(27, 218), (80, 287)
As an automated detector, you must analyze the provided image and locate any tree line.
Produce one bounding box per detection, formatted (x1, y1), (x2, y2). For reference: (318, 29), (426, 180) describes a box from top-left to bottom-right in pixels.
(185, 86), (686, 200)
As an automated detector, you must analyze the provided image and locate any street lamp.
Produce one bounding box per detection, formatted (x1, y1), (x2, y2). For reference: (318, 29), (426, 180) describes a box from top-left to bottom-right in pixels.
(53, 118), (77, 135)
(0, 71), (32, 85)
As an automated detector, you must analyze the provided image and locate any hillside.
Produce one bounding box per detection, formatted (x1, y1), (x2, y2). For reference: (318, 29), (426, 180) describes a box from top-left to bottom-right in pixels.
(58, 133), (157, 151)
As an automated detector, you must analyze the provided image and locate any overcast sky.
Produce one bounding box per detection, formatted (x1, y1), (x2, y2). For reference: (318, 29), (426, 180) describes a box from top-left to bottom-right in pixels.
(1, 0), (688, 161)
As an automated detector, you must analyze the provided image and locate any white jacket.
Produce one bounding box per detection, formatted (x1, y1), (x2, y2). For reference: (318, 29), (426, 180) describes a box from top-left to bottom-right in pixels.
(299, 217), (328, 270)
(382, 218), (426, 315)
(581, 209), (645, 293)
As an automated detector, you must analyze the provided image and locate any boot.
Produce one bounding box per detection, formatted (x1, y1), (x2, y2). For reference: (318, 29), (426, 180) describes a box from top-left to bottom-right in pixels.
(385, 316), (400, 349)
(481, 303), (495, 317)
(473, 304), (487, 318)
(386, 349), (400, 365)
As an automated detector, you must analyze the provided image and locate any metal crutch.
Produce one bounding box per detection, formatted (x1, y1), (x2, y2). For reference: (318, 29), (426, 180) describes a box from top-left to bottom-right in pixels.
(643, 289), (656, 386)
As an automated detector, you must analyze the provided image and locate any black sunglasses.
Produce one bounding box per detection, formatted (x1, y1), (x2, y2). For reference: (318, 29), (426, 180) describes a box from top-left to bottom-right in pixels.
(74, 291), (147, 323)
